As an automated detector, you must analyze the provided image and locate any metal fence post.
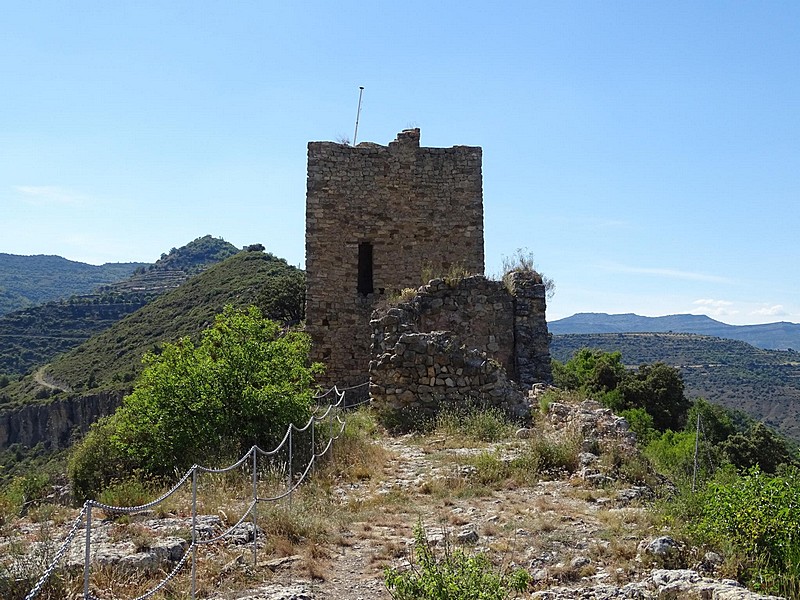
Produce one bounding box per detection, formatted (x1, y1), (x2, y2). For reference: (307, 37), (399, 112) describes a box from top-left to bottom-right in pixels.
(310, 418), (316, 475)
(83, 502), (92, 599)
(287, 427), (293, 508)
(251, 448), (258, 566)
(191, 468), (198, 600)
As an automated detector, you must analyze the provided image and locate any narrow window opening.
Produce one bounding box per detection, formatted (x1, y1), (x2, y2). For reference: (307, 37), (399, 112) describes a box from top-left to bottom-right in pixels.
(358, 242), (374, 295)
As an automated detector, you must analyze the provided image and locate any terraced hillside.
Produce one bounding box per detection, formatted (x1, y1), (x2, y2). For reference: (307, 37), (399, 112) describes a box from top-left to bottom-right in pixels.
(0, 236), (239, 377)
(0, 248), (305, 451)
(551, 332), (800, 441)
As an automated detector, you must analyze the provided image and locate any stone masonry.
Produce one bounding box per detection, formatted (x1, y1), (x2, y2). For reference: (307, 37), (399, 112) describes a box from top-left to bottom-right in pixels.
(369, 273), (552, 425)
(305, 129), (484, 388)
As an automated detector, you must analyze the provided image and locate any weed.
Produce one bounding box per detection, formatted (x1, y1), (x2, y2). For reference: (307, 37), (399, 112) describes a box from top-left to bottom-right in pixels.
(436, 407), (515, 443)
(384, 522), (530, 600)
(420, 262), (474, 287)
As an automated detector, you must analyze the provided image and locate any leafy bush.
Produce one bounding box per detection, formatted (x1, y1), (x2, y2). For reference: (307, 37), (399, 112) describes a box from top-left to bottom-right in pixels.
(514, 433), (581, 477)
(619, 408), (656, 444)
(384, 523), (530, 600)
(721, 422), (794, 473)
(553, 349), (691, 432)
(69, 305), (322, 499)
(694, 467), (800, 595)
(98, 477), (159, 515)
(4, 472), (51, 515)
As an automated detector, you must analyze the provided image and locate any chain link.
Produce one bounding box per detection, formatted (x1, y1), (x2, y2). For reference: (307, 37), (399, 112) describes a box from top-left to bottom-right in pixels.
(24, 504), (88, 600)
(24, 389), (370, 600)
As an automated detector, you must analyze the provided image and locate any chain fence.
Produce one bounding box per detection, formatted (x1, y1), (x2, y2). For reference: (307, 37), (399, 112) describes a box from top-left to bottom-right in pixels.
(23, 382), (370, 600)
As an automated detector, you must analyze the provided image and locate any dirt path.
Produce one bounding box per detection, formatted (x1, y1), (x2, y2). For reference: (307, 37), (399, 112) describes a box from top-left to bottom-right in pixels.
(33, 366), (71, 393)
(258, 433), (647, 600)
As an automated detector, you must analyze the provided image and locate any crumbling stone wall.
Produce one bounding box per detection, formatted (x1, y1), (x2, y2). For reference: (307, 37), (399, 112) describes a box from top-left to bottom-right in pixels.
(305, 129), (484, 388)
(369, 273), (552, 424)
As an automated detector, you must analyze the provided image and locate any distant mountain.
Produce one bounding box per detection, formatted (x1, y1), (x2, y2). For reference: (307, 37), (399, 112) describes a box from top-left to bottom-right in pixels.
(549, 312), (800, 351)
(0, 248), (305, 452)
(551, 332), (800, 441)
(0, 236), (241, 377)
(0, 254), (146, 316)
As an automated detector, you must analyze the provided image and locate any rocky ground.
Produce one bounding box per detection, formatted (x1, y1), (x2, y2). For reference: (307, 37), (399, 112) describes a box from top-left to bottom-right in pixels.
(1, 401), (785, 599)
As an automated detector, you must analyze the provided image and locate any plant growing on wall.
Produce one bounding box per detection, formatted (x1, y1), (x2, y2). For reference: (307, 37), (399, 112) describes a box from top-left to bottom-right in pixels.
(500, 247), (555, 299)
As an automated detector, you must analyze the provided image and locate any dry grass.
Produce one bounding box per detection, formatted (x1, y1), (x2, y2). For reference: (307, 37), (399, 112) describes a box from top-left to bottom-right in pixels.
(3, 404), (675, 599)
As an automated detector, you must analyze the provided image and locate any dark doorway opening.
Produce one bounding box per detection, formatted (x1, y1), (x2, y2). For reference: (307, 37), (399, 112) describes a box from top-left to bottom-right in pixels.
(358, 242), (374, 295)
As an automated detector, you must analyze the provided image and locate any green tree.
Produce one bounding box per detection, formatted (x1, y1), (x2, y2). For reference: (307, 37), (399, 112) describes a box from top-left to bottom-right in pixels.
(69, 305), (322, 497)
(618, 362), (690, 431)
(722, 422), (793, 473)
(686, 398), (736, 445)
(551, 348), (624, 394)
(258, 268), (306, 324)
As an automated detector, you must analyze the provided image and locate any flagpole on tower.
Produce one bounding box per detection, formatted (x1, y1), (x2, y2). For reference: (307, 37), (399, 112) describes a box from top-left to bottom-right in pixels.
(352, 86), (364, 146)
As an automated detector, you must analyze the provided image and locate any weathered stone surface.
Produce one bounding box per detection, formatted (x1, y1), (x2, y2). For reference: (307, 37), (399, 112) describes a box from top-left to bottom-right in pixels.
(529, 569), (782, 599)
(369, 274), (552, 425)
(0, 390), (124, 451)
(306, 129), (484, 389)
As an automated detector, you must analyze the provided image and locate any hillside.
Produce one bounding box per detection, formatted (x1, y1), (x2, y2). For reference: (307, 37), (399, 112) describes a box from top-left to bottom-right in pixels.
(551, 332), (800, 440)
(0, 249), (305, 449)
(0, 254), (145, 316)
(0, 236), (240, 377)
(549, 312), (800, 351)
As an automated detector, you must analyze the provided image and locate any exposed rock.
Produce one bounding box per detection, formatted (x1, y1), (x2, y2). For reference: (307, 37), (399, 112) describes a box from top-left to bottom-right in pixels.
(529, 569), (782, 599)
(456, 526), (479, 544)
(639, 536), (684, 569)
(227, 583), (315, 600)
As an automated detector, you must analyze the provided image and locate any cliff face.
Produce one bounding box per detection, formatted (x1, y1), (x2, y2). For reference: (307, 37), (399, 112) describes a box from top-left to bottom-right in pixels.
(0, 391), (123, 450)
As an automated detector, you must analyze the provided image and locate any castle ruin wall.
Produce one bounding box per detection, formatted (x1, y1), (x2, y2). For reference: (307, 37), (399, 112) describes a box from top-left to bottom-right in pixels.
(305, 129), (484, 388)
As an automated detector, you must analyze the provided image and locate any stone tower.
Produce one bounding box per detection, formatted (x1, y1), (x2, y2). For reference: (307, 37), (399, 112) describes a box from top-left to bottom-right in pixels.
(305, 129), (484, 388)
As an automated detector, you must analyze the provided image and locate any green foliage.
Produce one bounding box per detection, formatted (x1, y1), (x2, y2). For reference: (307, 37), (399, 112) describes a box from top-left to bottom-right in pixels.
(67, 416), (131, 502)
(516, 434), (581, 479)
(551, 332), (800, 442)
(619, 362), (691, 431)
(98, 477), (159, 511)
(257, 267), (305, 324)
(644, 430), (703, 484)
(686, 398), (737, 445)
(553, 349), (690, 432)
(435, 407), (515, 443)
(3, 472), (51, 516)
(695, 467), (800, 595)
(721, 422), (794, 473)
(68, 305), (322, 498)
(552, 348), (624, 394)
(619, 408), (656, 445)
(384, 523), (530, 600)
(2, 250), (306, 410)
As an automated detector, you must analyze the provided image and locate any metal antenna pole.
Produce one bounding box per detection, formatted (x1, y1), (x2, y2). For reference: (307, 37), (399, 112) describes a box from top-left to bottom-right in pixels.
(352, 86), (364, 146)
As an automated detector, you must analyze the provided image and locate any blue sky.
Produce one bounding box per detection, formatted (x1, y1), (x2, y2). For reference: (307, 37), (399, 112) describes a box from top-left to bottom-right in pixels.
(2, 2), (798, 325)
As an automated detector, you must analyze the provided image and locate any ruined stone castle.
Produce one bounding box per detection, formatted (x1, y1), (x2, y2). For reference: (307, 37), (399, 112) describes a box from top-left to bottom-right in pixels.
(305, 129), (551, 414)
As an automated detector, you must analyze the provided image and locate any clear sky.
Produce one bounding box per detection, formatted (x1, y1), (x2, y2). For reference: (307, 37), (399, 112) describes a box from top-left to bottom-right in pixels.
(2, 2), (798, 325)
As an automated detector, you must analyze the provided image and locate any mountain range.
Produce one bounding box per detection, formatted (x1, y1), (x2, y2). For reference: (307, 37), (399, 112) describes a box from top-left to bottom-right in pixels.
(0, 254), (146, 316)
(549, 312), (800, 351)
(0, 236), (240, 377)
